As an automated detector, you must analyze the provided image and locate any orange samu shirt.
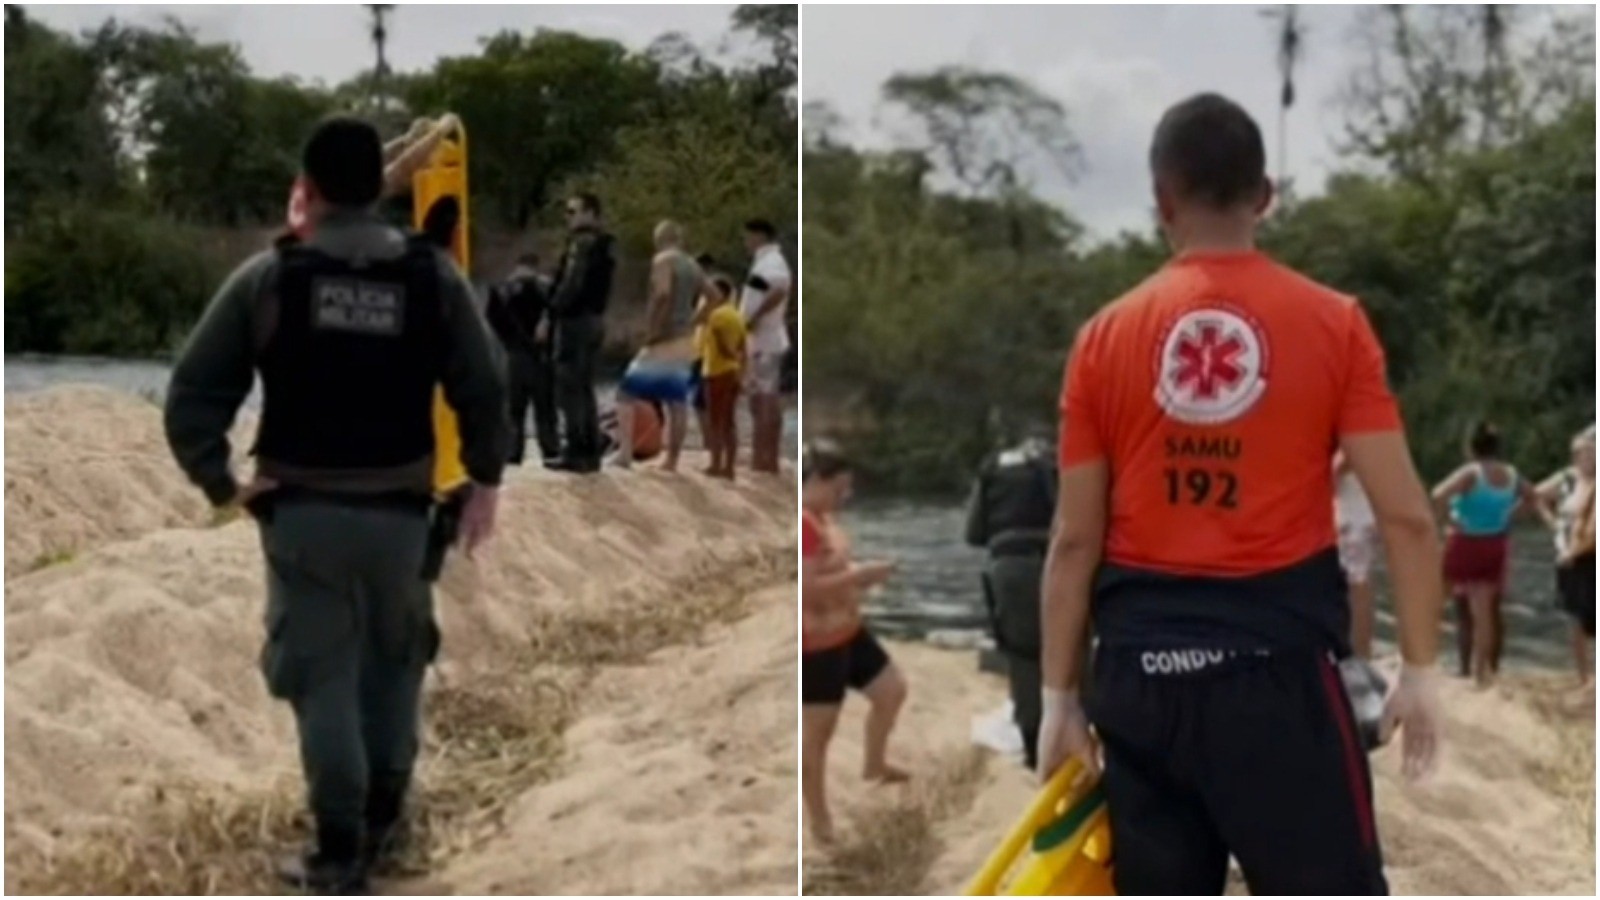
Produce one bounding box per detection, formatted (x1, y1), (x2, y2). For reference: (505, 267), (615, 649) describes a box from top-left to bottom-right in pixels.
(1059, 249), (1402, 578)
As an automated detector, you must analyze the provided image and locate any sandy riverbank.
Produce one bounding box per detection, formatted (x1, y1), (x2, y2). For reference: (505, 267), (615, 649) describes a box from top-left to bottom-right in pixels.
(804, 641), (1595, 896)
(4, 385), (798, 895)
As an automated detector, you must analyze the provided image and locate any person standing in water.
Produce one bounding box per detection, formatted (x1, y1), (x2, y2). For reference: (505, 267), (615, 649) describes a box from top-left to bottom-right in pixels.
(1334, 450), (1380, 658)
(1539, 425), (1596, 686)
(1432, 421), (1547, 687)
(611, 220), (705, 471)
(166, 116), (508, 892)
(1037, 93), (1444, 895)
(801, 440), (908, 844)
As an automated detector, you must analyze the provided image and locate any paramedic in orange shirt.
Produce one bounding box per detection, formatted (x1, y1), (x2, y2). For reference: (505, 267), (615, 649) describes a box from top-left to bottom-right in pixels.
(1036, 93), (1445, 896)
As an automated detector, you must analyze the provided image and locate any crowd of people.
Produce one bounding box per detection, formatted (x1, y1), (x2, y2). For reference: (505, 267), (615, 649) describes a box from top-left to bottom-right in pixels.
(800, 91), (1594, 897)
(483, 199), (792, 479)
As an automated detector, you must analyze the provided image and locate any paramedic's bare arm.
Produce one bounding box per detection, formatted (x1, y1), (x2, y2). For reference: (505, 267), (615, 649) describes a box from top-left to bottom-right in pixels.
(1040, 460), (1106, 692)
(435, 255), (510, 487)
(1344, 431), (1443, 666)
(164, 251), (275, 507)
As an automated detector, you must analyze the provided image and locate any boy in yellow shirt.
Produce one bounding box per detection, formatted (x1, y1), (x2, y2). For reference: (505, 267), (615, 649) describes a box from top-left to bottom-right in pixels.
(701, 276), (747, 478)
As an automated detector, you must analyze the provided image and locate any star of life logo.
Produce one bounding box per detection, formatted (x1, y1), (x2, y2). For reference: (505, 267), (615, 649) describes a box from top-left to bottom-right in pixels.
(1153, 306), (1269, 425)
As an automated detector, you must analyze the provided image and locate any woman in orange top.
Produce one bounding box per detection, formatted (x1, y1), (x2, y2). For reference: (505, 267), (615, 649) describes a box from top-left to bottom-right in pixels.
(801, 439), (907, 844)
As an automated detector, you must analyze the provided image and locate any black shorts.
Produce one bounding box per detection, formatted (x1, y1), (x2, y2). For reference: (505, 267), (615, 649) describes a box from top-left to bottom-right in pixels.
(1088, 647), (1387, 896)
(1560, 553), (1595, 637)
(802, 628), (891, 705)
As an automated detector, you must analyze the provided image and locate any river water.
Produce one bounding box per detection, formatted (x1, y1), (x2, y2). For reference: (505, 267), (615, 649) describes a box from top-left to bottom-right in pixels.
(844, 499), (1574, 673)
(3, 354), (797, 459)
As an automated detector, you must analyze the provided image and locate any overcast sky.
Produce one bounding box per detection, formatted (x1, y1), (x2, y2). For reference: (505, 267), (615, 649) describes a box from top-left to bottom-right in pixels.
(805, 4), (1579, 240)
(26, 4), (749, 85)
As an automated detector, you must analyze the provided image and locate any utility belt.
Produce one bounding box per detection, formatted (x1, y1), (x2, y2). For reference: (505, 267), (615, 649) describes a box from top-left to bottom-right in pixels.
(249, 485), (432, 520)
(987, 528), (1050, 559)
(246, 483), (463, 583)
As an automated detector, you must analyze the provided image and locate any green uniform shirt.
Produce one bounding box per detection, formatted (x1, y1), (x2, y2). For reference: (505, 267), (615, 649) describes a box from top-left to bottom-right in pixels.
(164, 208), (508, 506)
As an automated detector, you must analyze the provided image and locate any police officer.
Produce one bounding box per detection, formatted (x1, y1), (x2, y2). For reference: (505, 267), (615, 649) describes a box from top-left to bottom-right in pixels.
(164, 116), (508, 893)
(964, 429), (1057, 769)
(488, 254), (559, 464)
(546, 191), (616, 474)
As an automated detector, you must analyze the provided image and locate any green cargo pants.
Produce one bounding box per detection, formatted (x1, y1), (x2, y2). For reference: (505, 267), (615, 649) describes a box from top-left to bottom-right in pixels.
(257, 496), (439, 844)
(985, 555), (1045, 768)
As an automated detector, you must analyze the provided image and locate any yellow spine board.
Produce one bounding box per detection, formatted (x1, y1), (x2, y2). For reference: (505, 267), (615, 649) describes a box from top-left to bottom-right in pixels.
(413, 123), (471, 494)
(963, 759), (1116, 897)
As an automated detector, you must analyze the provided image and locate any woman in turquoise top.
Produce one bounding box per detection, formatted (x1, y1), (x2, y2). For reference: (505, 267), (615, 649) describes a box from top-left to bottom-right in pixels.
(1432, 422), (1547, 687)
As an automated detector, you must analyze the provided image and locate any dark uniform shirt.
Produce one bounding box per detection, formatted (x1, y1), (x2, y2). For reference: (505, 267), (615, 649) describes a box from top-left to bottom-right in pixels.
(965, 440), (1058, 555)
(549, 225), (616, 319)
(165, 208), (508, 505)
(486, 271), (549, 354)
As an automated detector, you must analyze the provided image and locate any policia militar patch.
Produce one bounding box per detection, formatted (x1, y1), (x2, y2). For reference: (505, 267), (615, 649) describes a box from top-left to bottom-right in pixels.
(311, 276), (406, 337)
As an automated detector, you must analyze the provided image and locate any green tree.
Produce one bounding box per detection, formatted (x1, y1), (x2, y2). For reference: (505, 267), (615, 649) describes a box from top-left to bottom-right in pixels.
(4, 7), (122, 233)
(403, 30), (659, 229)
(1337, 5), (1595, 184)
(89, 19), (333, 225)
(881, 66), (1082, 198)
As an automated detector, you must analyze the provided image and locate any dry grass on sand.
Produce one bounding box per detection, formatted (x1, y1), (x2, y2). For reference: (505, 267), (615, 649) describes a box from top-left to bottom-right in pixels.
(803, 750), (990, 896)
(8, 549), (792, 896)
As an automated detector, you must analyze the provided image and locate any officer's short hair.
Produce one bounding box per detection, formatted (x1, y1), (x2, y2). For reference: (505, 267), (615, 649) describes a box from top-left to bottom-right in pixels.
(744, 218), (777, 240)
(1149, 93), (1266, 210)
(302, 116), (384, 208)
(803, 438), (852, 481)
(517, 252), (539, 268)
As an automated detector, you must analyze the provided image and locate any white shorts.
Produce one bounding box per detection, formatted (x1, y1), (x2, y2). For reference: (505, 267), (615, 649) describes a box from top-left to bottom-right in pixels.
(744, 351), (784, 396)
(1338, 522), (1379, 584)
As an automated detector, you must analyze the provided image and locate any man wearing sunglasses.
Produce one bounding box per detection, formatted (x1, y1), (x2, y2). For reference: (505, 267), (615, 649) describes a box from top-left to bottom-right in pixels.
(546, 192), (617, 473)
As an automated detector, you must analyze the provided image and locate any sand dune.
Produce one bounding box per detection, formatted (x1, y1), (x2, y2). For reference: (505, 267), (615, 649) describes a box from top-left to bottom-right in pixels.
(436, 584), (797, 896)
(5, 386), (797, 895)
(806, 641), (1595, 896)
(3, 385), (251, 575)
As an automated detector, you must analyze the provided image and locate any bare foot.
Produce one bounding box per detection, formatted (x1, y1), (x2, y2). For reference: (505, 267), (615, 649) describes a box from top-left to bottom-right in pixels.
(864, 765), (910, 784)
(809, 818), (835, 846)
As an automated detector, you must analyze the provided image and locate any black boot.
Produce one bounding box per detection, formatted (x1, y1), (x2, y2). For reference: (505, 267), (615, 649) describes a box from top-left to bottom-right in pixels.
(278, 821), (369, 895)
(364, 771), (413, 873)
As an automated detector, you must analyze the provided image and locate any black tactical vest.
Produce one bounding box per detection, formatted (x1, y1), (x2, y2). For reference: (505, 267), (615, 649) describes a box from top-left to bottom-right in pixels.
(980, 452), (1058, 555)
(254, 236), (444, 471)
